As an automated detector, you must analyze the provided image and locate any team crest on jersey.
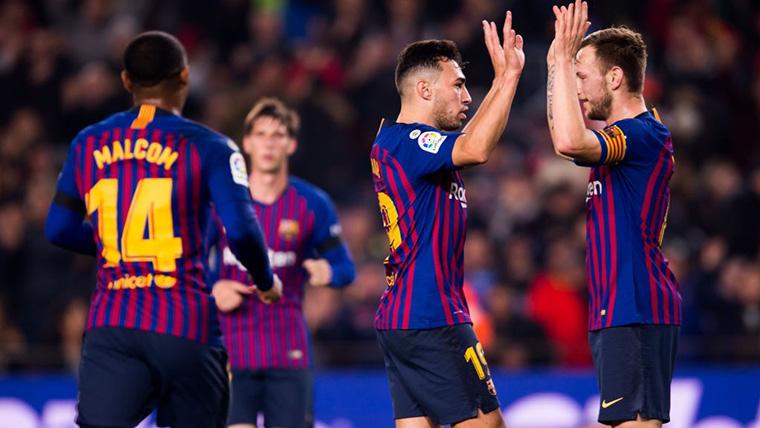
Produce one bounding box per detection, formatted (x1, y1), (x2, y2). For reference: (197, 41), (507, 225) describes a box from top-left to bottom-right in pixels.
(417, 131), (446, 154)
(278, 219), (300, 240)
(602, 125), (625, 142)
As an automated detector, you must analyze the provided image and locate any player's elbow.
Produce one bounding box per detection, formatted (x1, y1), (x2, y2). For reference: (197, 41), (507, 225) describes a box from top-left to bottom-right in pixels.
(454, 147), (489, 167)
(553, 137), (581, 158)
(45, 214), (68, 248)
(335, 261), (357, 287)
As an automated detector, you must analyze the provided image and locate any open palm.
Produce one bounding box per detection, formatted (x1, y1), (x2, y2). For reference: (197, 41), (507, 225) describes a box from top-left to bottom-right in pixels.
(483, 11), (525, 78)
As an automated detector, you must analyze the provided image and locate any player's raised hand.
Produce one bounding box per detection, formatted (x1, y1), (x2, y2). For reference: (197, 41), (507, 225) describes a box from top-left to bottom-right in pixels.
(212, 279), (254, 313)
(256, 274), (283, 304)
(303, 258), (333, 287)
(552, 0), (591, 62)
(482, 11), (525, 79)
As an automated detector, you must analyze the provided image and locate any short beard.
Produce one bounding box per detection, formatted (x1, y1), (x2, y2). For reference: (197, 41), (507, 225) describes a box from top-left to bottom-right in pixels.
(433, 109), (463, 131)
(587, 89), (613, 121)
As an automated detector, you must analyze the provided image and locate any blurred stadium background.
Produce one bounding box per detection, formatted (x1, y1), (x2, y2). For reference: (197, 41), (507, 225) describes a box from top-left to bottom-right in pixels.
(0, 0), (759, 427)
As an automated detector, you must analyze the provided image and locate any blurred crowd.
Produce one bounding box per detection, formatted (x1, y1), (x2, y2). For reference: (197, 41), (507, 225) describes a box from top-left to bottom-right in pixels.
(1, 0), (759, 373)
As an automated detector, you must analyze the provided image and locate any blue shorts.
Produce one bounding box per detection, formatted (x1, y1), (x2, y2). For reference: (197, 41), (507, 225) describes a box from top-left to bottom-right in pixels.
(376, 324), (500, 425)
(76, 327), (228, 428)
(228, 368), (313, 428)
(589, 324), (679, 424)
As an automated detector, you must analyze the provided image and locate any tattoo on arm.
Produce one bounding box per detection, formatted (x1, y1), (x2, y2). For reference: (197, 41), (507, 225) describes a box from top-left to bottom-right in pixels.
(547, 65), (555, 131)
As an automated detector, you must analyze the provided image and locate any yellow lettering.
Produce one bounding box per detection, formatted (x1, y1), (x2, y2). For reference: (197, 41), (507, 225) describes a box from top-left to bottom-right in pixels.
(155, 274), (177, 289)
(124, 139), (134, 160)
(158, 147), (179, 171)
(146, 143), (162, 163)
(107, 280), (114, 290)
(93, 146), (112, 170)
(111, 140), (125, 162)
(136, 275), (145, 288)
(134, 139), (148, 160)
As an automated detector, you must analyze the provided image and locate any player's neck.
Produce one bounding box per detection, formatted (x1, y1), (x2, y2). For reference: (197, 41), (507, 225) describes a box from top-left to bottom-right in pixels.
(605, 95), (647, 125)
(397, 104), (436, 129)
(248, 169), (289, 205)
(132, 97), (182, 115)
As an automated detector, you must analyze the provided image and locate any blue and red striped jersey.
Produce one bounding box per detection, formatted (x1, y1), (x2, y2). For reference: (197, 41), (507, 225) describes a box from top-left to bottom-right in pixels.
(206, 177), (355, 369)
(371, 122), (470, 330)
(579, 110), (681, 330)
(49, 104), (273, 346)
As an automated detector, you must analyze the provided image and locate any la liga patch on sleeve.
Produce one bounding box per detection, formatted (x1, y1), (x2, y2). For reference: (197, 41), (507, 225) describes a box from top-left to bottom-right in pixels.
(229, 152), (249, 187)
(417, 131), (447, 154)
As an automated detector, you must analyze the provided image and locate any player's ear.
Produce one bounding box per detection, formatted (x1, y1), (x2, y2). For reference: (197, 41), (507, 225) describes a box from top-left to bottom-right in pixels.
(120, 71), (133, 93)
(242, 133), (253, 154)
(416, 79), (433, 101)
(287, 137), (297, 155)
(607, 66), (624, 91)
(179, 66), (190, 87)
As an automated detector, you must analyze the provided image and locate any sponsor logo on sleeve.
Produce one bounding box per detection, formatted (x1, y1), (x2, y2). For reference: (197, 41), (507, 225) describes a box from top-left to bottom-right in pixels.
(409, 129), (421, 139)
(417, 131), (447, 154)
(229, 152), (249, 187)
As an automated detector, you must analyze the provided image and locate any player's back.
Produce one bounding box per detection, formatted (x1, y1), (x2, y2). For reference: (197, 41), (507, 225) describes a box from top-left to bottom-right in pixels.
(71, 104), (235, 345)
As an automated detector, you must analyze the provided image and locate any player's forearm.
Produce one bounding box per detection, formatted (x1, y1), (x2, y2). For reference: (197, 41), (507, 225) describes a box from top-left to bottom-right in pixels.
(45, 204), (97, 255)
(325, 250), (356, 288)
(549, 59), (589, 156)
(546, 63), (561, 148)
(216, 201), (274, 291)
(457, 74), (520, 165)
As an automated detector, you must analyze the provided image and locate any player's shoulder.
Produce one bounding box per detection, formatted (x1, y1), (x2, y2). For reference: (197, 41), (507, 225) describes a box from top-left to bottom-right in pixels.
(374, 121), (450, 157)
(176, 117), (239, 152)
(71, 109), (133, 145)
(289, 176), (334, 209)
(612, 111), (671, 146)
(375, 122), (439, 144)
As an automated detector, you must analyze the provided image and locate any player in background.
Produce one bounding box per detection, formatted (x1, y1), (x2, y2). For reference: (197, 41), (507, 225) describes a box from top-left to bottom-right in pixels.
(370, 11), (524, 428)
(45, 31), (281, 428)
(546, 2), (680, 427)
(206, 97), (356, 428)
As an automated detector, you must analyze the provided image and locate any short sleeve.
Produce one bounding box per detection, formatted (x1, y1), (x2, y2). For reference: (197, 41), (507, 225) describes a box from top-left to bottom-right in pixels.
(204, 136), (251, 206)
(393, 124), (461, 179)
(306, 189), (342, 255)
(588, 119), (660, 166)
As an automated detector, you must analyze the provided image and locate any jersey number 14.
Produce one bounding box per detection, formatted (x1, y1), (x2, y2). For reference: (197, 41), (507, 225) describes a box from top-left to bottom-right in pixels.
(86, 177), (183, 272)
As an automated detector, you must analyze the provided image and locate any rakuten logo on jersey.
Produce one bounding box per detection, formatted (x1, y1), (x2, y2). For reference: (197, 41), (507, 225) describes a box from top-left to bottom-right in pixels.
(449, 182), (467, 208)
(586, 180), (602, 203)
(223, 247), (297, 270)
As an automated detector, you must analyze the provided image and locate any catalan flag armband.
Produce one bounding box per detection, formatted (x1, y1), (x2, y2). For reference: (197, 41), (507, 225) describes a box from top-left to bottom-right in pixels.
(595, 125), (627, 164)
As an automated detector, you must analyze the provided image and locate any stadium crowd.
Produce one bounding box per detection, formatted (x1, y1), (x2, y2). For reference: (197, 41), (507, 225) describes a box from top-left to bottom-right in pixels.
(1, 0), (759, 372)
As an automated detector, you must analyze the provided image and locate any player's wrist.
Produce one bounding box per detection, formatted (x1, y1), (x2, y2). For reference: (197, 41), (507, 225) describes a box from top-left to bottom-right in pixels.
(492, 73), (520, 90)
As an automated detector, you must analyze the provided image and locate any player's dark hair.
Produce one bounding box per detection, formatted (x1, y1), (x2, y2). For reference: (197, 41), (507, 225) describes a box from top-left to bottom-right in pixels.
(580, 26), (647, 95)
(123, 31), (187, 88)
(244, 97), (300, 138)
(395, 40), (463, 96)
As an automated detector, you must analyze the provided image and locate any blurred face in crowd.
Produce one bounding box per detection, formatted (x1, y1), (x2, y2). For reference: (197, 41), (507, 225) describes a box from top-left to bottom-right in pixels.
(432, 59), (472, 131)
(243, 116), (296, 174)
(575, 46), (613, 121)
